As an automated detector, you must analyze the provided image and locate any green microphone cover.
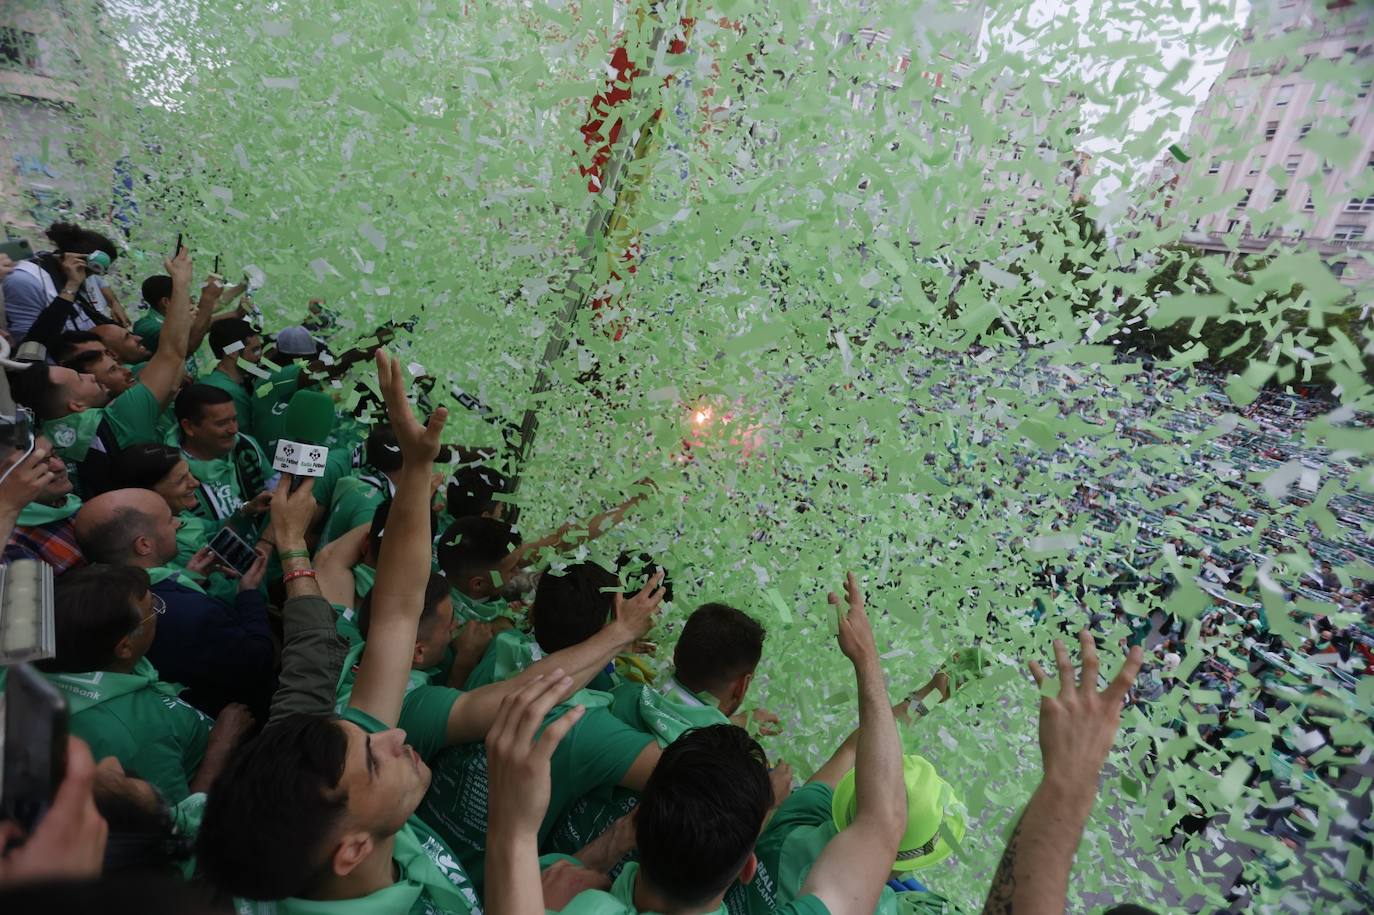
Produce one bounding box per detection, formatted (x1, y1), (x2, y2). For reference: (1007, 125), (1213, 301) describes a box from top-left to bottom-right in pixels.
(283, 389), (335, 446)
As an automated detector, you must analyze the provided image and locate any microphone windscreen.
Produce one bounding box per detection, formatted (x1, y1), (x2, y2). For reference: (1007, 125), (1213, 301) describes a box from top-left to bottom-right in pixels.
(283, 389), (335, 446)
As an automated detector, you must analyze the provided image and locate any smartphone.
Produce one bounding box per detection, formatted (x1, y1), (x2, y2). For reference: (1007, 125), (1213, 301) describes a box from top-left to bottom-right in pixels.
(0, 662), (68, 833)
(208, 527), (258, 576)
(0, 239), (33, 262)
(173, 232), (183, 256)
(212, 255), (221, 275)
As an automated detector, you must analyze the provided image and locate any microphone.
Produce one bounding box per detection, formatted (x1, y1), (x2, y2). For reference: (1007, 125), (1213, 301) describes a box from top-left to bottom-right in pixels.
(272, 389), (335, 478)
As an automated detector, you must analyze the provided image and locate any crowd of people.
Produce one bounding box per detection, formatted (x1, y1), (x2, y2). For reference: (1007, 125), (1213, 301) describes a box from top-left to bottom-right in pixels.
(916, 355), (1372, 909)
(0, 220), (1159, 914)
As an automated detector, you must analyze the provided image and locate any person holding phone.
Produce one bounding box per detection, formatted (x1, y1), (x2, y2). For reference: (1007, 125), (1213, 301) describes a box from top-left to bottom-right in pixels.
(0, 736), (107, 886)
(1, 222), (120, 344)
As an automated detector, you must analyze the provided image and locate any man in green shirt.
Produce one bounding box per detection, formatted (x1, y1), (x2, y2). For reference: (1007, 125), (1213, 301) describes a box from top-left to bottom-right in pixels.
(168, 383), (273, 525)
(33, 563), (254, 804)
(483, 572), (910, 915)
(200, 318), (264, 430)
(547, 601), (778, 856)
(11, 245), (197, 498)
(318, 424), (401, 547)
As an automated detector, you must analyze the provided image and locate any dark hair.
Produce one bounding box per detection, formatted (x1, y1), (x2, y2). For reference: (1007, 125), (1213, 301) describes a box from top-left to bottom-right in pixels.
(111, 443), (183, 491)
(618, 551), (673, 603)
(445, 465), (509, 519)
(141, 275), (172, 309)
(46, 221), (117, 260)
(436, 517), (521, 584)
(531, 562), (619, 652)
(209, 318), (258, 359)
(35, 565), (149, 673)
(51, 330), (103, 364)
(364, 425), (402, 474)
(636, 725), (772, 906)
(64, 349), (108, 375)
(174, 383), (234, 426)
(0, 873), (215, 915)
(196, 714), (350, 899)
(367, 499), (393, 552)
(357, 571), (451, 640)
(78, 508), (160, 566)
(8, 363), (67, 422)
(674, 603), (766, 694)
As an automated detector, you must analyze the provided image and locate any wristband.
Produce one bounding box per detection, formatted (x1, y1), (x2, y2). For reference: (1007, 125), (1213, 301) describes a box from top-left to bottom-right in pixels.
(279, 549), (311, 561)
(283, 568), (317, 583)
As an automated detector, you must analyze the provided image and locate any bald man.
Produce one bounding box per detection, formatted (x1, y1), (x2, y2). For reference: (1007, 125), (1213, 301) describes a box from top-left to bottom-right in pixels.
(75, 488), (275, 717)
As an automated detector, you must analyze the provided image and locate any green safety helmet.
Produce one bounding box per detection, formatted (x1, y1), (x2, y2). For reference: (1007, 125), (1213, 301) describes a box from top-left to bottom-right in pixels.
(831, 754), (967, 873)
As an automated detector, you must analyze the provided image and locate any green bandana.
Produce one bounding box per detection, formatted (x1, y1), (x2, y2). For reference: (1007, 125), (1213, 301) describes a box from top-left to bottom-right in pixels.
(636, 678), (729, 747)
(44, 409), (105, 462)
(48, 658), (182, 713)
(16, 493), (82, 526)
(149, 564), (209, 596)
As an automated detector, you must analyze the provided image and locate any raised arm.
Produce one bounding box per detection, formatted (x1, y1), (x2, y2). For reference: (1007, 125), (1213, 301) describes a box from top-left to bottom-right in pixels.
(443, 571), (665, 745)
(798, 572), (906, 915)
(982, 633), (1143, 915)
(138, 245), (196, 408)
(348, 351), (447, 726)
(315, 522), (370, 608)
(507, 482), (652, 570)
(186, 276), (226, 356)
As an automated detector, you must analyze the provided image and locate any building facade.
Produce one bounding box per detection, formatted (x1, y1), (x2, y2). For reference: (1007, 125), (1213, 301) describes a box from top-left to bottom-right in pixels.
(0, 0), (123, 238)
(1167, 0), (1373, 286)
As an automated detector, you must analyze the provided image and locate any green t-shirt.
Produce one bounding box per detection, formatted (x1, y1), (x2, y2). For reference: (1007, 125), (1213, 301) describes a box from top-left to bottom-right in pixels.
(333, 642), (459, 762)
(201, 368), (255, 431)
(45, 382), (162, 475)
(44, 659), (210, 804)
(132, 311), (164, 351)
(558, 862), (730, 915)
(233, 706), (481, 915)
(320, 472), (391, 547)
(418, 698), (647, 894)
(546, 679), (727, 855)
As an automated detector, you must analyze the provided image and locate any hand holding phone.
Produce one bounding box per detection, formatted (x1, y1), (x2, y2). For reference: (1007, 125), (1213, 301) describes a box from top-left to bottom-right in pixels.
(1, 663), (68, 833)
(173, 232), (183, 256)
(0, 731), (107, 883)
(207, 526), (259, 577)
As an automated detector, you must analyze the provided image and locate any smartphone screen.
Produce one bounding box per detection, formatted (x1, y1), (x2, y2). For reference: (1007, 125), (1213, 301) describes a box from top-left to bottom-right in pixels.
(1, 663), (68, 832)
(208, 527), (258, 576)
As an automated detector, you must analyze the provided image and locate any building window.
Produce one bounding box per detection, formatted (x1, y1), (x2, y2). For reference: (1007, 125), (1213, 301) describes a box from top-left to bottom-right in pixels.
(1237, 190), (1251, 208)
(1272, 187), (1287, 204)
(1207, 159), (1222, 175)
(1330, 261), (1347, 278)
(1284, 154), (1302, 175)
(1264, 121), (1278, 140)
(1226, 219), (1242, 233)
(1275, 84), (1294, 106)
(1303, 194), (1315, 211)
(1359, 79), (1372, 99)
(973, 214), (985, 226)
(1298, 122), (1312, 138)
(1247, 157), (1263, 175)
(1317, 81), (1330, 102)
(1347, 196), (1374, 211)
(0, 27), (41, 71)
(1332, 224), (1366, 241)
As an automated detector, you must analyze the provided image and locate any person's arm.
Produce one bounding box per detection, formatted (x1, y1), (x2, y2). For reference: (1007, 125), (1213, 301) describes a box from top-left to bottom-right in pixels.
(442, 572), (665, 745)
(98, 282), (132, 327)
(982, 633), (1143, 915)
(485, 674), (585, 915)
(137, 245), (195, 408)
(348, 351), (448, 727)
(507, 482), (653, 570)
(186, 277), (225, 356)
(315, 522), (369, 608)
(797, 573), (907, 915)
(19, 254), (87, 349)
(188, 702), (255, 793)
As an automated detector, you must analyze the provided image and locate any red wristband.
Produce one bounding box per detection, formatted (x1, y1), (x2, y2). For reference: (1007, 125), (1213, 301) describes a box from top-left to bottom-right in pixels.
(283, 569), (317, 583)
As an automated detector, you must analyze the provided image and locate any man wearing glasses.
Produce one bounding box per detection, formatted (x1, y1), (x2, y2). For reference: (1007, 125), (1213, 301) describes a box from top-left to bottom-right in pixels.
(1, 432), (88, 575)
(33, 564), (256, 805)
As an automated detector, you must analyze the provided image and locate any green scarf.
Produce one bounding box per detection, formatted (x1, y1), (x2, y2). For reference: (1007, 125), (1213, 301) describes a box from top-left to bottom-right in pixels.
(16, 493), (82, 526)
(451, 588), (508, 623)
(636, 678), (729, 747)
(44, 409), (105, 462)
(48, 658), (182, 713)
(149, 564), (209, 596)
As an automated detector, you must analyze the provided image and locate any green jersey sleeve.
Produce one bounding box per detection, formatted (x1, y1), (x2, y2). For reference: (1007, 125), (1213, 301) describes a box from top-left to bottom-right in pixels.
(104, 382), (163, 448)
(399, 683), (462, 762)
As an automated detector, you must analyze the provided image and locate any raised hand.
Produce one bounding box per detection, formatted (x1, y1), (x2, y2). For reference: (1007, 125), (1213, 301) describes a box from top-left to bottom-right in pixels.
(486, 670), (584, 841)
(1028, 632), (1144, 791)
(375, 350), (448, 466)
(830, 572), (877, 666)
(164, 244), (192, 289)
(610, 569), (666, 642)
(0, 445), (58, 517)
(59, 252), (88, 291)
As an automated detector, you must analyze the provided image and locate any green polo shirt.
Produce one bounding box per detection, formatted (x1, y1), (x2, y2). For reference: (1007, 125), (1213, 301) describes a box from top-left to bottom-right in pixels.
(319, 472), (391, 547)
(43, 659), (210, 804)
(232, 706), (481, 915)
(417, 695), (649, 894)
(332, 642), (462, 763)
